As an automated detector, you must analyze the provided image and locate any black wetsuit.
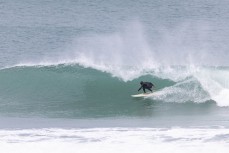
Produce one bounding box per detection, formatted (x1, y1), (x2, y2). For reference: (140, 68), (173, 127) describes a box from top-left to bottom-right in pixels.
(138, 82), (154, 93)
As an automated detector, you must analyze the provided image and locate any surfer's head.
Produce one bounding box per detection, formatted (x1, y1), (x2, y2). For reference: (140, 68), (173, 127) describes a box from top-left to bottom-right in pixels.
(140, 81), (143, 85)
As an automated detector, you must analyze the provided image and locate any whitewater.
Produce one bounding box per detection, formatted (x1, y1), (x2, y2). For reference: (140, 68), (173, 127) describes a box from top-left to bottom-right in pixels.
(1, 0), (229, 153)
(1, 127), (229, 153)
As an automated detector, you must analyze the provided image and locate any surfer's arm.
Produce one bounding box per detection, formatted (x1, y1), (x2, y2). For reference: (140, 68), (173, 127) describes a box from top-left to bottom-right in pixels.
(138, 86), (142, 91)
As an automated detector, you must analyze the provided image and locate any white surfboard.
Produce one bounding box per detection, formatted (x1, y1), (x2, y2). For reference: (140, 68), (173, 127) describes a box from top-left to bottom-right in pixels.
(131, 92), (154, 98)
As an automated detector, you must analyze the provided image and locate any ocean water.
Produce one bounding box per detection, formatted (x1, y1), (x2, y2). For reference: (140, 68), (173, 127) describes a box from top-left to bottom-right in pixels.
(1, 0), (229, 152)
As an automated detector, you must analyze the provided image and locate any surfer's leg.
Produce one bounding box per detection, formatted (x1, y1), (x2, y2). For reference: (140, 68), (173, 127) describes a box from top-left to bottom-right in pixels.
(143, 87), (146, 93)
(147, 87), (152, 92)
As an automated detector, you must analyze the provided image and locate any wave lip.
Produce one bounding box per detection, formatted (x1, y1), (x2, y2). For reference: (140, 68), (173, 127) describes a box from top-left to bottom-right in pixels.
(194, 68), (229, 107)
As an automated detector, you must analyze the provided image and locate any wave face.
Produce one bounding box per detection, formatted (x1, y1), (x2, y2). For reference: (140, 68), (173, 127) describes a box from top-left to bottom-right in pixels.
(0, 64), (228, 118)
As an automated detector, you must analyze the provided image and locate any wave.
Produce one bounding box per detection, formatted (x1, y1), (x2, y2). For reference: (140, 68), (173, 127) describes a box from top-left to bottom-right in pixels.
(0, 63), (228, 119)
(13, 61), (229, 106)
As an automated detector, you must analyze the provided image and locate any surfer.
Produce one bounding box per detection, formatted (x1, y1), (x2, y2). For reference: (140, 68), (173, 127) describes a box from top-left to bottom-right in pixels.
(138, 81), (154, 93)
